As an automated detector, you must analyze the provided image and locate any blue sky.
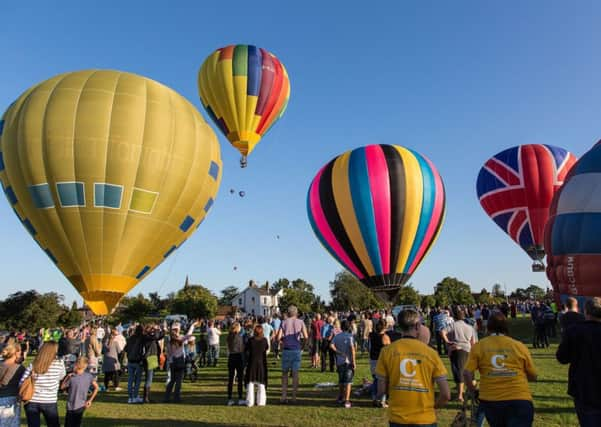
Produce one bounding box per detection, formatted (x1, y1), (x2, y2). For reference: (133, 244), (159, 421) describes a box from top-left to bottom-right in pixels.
(1, 1), (600, 305)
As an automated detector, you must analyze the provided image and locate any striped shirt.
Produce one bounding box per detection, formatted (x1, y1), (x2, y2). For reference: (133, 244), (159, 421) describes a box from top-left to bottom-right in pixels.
(20, 359), (66, 404)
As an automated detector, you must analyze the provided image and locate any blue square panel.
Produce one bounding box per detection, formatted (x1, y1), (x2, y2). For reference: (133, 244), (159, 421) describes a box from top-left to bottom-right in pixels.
(29, 184), (54, 208)
(0, 120), (4, 136)
(0, 152), (4, 171)
(204, 198), (214, 213)
(179, 215), (194, 232)
(94, 183), (123, 208)
(4, 186), (17, 205)
(208, 161), (220, 180)
(57, 182), (85, 207)
(136, 265), (151, 279)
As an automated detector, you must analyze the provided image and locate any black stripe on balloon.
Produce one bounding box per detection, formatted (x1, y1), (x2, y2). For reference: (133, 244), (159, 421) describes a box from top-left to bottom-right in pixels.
(381, 144), (405, 287)
(319, 159), (370, 280)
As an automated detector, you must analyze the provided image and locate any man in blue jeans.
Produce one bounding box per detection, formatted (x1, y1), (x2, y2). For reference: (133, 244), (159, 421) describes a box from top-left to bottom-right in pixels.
(275, 305), (308, 403)
(556, 297), (601, 427)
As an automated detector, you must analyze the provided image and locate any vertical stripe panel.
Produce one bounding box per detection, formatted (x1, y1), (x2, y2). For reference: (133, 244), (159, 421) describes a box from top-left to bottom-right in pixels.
(381, 145), (405, 283)
(308, 167), (364, 278)
(365, 145), (391, 274)
(331, 152), (375, 276)
(349, 147), (382, 275)
(393, 146), (423, 273)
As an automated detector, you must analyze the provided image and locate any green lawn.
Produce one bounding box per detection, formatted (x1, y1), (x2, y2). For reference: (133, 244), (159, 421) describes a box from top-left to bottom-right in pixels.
(21, 318), (579, 426)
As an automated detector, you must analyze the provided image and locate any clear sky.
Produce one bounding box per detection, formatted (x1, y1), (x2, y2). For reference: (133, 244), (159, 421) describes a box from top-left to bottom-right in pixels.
(1, 1), (600, 305)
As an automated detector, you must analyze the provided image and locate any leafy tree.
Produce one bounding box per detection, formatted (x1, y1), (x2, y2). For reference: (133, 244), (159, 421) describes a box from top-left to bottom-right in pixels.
(525, 284), (546, 301)
(218, 286), (240, 306)
(58, 301), (83, 327)
(271, 278), (291, 292)
(0, 291), (67, 331)
(509, 288), (529, 301)
(277, 278), (320, 314)
(171, 285), (218, 319)
(491, 283), (505, 297)
(478, 288), (495, 305)
(421, 295), (436, 310)
(434, 277), (475, 307)
(330, 271), (384, 311)
(395, 283), (421, 306)
(148, 292), (171, 314)
(117, 293), (154, 322)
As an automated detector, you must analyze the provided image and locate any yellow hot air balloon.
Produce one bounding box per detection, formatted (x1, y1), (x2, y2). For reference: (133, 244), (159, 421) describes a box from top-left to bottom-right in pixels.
(0, 70), (222, 315)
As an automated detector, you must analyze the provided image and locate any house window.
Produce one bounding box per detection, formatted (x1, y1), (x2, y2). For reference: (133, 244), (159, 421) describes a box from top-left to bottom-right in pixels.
(251, 297), (255, 304)
(263, 308), (266, 315)
(238, 298), (242, 306)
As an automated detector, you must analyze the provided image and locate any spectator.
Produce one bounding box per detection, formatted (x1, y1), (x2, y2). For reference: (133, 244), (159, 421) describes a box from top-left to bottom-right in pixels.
(226, 322), (245, 406)
(368, 319), (391, 407)
(20, 342), (66, 427)
(206, 320), (221, 368)
(0, 344), (25, 427)
(142, 324), (163, 403)
(310, 314), (324, 369)
(464, 312), (538, 427)
(270, 315), (282, 360)
(320, 316), (335, 373)
(164, 321), (197, 403)
(60, 356), (98, 427)
(376, 309), (450, 426)
(442, 310), (476, 402)
(245, 324), (269, 407)
(275, 305), (308, 404)
(556, 297), (601, 426)
(330, 320), (356, 408)
(559, 297), (585, 336)
(102, 329), (124, 392)
(124, 325), (145, 404)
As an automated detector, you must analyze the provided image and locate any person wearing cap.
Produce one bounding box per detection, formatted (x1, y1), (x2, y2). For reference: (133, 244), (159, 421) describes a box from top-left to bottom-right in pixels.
(164, 320), (198, 403)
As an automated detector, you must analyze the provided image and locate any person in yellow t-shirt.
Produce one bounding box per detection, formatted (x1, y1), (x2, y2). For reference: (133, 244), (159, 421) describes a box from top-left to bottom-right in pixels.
(375, 309), (450, 427)
(464, 312), (537, 427)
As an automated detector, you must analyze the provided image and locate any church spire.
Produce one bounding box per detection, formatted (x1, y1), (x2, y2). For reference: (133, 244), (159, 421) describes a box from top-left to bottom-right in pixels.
(184, 275), (190, 289)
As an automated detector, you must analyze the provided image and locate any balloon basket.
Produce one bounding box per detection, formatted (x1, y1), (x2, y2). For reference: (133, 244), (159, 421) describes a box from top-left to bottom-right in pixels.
(532, 261), (545, 272)
(240, 155), (248, 168)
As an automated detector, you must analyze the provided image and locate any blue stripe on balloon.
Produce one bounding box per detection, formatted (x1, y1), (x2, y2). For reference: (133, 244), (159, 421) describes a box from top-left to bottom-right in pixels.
(348, 147), (383, 275)
(136, 265), (151, 279)
(306, 191), (346, 269)
(551, 212), (601, 254)
(404, 150), (433, 272)
(246, 45), (262, 97)
(574, 145), (601, 175)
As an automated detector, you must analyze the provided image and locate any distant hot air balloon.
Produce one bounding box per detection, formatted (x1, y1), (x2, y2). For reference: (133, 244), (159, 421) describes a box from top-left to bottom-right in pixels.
(239, 191), (245, 198)
(0, 70), (222, 315)
(476, 144), (576, 271)
(198, 44), (290, 168)
(307, 144), (446, 302)
(545, 140), (601, 304)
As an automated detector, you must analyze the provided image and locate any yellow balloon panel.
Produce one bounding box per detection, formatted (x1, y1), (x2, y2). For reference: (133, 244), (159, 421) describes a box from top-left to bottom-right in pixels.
(0, 70), (222, 314)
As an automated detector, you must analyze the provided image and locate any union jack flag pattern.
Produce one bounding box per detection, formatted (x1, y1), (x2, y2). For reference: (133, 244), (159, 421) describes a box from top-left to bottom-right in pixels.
(476, 144), (577, 260)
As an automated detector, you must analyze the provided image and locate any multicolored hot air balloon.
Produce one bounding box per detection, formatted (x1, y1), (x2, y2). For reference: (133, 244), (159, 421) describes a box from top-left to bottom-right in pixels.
(198, 44), (290, 167)
(545, 140), (601, 304)
(476, 144), (576, 271)
(0, 70), (222, 314)
(307, 144), (446, 301)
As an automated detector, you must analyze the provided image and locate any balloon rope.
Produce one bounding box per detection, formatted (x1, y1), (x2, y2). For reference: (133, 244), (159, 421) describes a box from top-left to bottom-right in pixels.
(156, 252), (179, 295)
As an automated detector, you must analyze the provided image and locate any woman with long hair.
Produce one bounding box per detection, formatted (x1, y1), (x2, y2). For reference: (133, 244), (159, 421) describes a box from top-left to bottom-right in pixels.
(369, 319), (391, 407)
(142, 323), (163, 403)
(163, 320), (198, 403)
(102, 329), (123, 392)
(226, 322), (245, 406)
(19, 341), (66, 427)
(85, 327), (102, 376)
(0, 344), (25, 427)
(245, 324), (269, 406)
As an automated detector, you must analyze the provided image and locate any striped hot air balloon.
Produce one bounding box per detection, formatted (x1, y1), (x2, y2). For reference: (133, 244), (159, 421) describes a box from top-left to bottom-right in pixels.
(307, 144), (446, 301)
(546, 140), (601, 305)
(198, 44), (290, 167)
(0, 70), (222, 314)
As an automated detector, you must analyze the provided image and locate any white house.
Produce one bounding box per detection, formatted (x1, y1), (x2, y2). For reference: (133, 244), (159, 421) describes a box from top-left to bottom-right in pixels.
(232, 280), (283, 317)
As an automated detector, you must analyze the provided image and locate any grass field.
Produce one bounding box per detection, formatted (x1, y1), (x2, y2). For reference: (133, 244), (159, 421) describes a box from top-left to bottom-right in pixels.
(20, 318), (579, 426)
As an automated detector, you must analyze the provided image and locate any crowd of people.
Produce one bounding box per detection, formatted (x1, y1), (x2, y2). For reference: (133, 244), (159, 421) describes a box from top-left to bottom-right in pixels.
(0, 296), (598, 426)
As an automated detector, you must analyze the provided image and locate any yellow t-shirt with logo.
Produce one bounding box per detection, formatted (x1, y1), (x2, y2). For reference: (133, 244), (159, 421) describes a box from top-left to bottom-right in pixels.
(464, 334), (536, 402)
(375, 337), (447, 425)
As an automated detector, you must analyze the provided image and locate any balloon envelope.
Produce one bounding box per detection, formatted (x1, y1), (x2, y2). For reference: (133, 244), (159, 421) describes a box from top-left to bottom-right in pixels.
(476, 144), (576, 266)
(198, 44), (290, 164)
(546, 140), (601, 301)
(0, 70), (222, 314)
(307, 144), (446, 301)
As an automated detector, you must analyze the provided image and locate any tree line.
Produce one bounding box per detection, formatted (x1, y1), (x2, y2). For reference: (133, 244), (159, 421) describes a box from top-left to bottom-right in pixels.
(0, 273), (550, 331)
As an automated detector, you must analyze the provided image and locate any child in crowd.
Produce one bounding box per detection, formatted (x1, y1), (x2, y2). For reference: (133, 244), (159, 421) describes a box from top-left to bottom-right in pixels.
(330, 320), (356, 408)
(61, 356), (99, 427)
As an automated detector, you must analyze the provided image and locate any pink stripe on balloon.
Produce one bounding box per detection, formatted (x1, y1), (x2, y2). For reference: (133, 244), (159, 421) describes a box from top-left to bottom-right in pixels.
(407, 157), (445, 273)
(365, 145), (391, 274)
(309, 167), (364, 279)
